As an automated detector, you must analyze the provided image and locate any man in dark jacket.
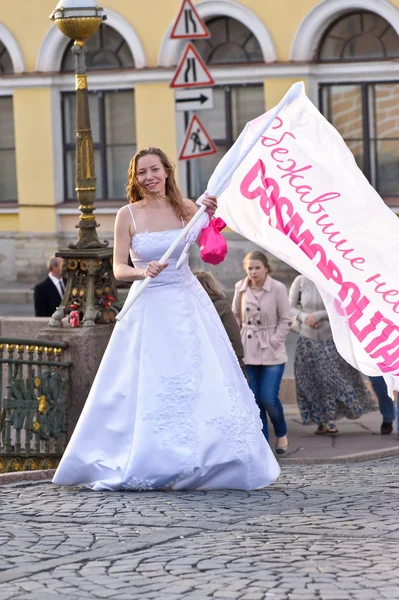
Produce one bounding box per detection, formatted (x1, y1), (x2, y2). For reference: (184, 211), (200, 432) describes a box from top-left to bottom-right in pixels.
(34, 256), (66, 317)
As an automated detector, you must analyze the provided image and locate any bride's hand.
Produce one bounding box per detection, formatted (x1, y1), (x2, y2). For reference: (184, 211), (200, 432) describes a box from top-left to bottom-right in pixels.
(202, 196), (217, 217)
(144, 261), (168, 278)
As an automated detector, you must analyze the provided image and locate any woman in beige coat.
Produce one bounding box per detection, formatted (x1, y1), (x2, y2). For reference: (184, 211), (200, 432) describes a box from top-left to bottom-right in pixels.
(233, 251), (291, 454)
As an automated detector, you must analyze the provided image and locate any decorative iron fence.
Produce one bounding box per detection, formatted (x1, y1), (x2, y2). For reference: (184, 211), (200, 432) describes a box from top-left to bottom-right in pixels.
(0, 338), (71, 472)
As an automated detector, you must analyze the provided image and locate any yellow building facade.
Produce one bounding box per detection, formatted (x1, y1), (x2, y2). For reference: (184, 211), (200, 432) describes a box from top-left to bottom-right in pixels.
(1, 0), (399, 282)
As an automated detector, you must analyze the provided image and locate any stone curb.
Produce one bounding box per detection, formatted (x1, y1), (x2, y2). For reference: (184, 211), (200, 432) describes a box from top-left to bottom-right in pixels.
(0, 469), (55, 485)
(280, 445), (399, 464)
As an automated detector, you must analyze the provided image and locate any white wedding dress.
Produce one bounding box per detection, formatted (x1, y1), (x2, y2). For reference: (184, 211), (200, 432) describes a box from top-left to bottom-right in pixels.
(53, 222), (280, 491)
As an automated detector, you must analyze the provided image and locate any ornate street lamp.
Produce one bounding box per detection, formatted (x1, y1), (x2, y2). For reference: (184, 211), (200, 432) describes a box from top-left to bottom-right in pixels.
(49, 0), (122, 327)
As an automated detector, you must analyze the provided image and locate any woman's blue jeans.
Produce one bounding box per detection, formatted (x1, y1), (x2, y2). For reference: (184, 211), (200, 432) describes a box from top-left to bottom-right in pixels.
(245, 363), (287, 441)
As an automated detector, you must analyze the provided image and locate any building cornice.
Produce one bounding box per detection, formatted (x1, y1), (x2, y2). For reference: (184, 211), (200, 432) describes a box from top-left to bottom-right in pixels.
(2, 60), (399, 94)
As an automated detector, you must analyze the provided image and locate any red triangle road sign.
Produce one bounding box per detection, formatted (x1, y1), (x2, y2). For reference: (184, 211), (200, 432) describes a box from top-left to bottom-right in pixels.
(171, 42), (214, 89)
(179, 114), (217, 160)
(171, 0), (210, 39)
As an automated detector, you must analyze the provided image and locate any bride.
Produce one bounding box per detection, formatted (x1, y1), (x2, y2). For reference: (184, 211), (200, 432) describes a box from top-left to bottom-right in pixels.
(53, 147), (280, 491)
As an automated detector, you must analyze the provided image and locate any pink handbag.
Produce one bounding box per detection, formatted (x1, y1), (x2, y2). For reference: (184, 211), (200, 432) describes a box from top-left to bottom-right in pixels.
(199, 217), (228, 265)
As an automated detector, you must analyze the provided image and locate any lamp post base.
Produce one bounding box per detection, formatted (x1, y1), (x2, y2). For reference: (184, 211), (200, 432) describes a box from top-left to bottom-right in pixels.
(49, 248), (123, 328)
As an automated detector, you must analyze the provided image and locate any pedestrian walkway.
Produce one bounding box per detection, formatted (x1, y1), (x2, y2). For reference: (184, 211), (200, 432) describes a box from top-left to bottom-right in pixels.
(270, 405), (399, 463)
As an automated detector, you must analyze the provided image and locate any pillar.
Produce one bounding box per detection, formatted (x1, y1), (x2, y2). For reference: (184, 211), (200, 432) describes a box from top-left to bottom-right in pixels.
(13, 87), (58, 281)
(134, 82), (178, 163)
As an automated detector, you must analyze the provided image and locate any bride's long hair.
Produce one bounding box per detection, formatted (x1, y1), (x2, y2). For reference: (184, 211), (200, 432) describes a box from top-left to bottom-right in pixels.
(126, 147), (189, 220)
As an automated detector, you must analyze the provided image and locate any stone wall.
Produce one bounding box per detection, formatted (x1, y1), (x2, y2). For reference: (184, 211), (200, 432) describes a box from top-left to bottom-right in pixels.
(0, 232), (16, 282)
(0, 232), (60, 284)
(0, 317), (50, 338)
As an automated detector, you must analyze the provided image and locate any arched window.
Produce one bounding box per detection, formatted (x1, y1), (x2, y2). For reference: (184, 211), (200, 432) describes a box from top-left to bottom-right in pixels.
(194, 16), (263, 65)
(61, 24), (135, 71)
(61, 25), (136, 201)
(318, 12), (399, 202)
(0, 41), (13, 74)
(188, 17), (264, 197)
(318, 11), (399, 62)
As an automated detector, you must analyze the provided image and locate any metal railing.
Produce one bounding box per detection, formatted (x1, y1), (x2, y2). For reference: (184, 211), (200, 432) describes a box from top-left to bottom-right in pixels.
(0, 338), (71, 472)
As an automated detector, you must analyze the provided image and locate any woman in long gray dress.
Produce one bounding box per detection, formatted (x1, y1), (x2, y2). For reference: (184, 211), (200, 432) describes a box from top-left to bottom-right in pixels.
(289, 275), (377, 434)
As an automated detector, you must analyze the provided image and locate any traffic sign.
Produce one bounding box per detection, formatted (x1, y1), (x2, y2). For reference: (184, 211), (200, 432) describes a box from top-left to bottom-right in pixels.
(171, 0), (210, 39)
(179, 114), (217, 160)
(175, 88), (213, 111)
(170, 42), (214, 89)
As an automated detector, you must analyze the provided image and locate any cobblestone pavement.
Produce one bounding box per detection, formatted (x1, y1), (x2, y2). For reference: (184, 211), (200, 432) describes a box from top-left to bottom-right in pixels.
(1, 459), (399, 600)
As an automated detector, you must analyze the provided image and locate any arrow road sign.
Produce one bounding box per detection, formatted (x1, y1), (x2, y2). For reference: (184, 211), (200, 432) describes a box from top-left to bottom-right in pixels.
(175, 88), (214, 111)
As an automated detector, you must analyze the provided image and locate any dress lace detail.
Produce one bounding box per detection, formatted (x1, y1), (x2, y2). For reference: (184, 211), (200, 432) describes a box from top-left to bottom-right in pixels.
(131, 229), (180, 252)
(206, 378), (258, 488)
(121, 476), (156, 491)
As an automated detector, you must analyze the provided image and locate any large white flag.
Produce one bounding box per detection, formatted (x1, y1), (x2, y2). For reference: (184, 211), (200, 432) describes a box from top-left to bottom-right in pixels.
(209, 82), (399, 392)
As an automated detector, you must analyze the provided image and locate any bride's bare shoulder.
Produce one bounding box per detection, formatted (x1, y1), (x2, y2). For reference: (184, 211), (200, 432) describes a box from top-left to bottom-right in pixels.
(182, 198), (198, 217)
(117, 201), (146, 217)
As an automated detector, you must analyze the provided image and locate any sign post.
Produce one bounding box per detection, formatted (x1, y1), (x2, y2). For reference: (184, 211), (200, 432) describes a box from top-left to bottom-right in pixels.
(169, 0), (216, 197)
